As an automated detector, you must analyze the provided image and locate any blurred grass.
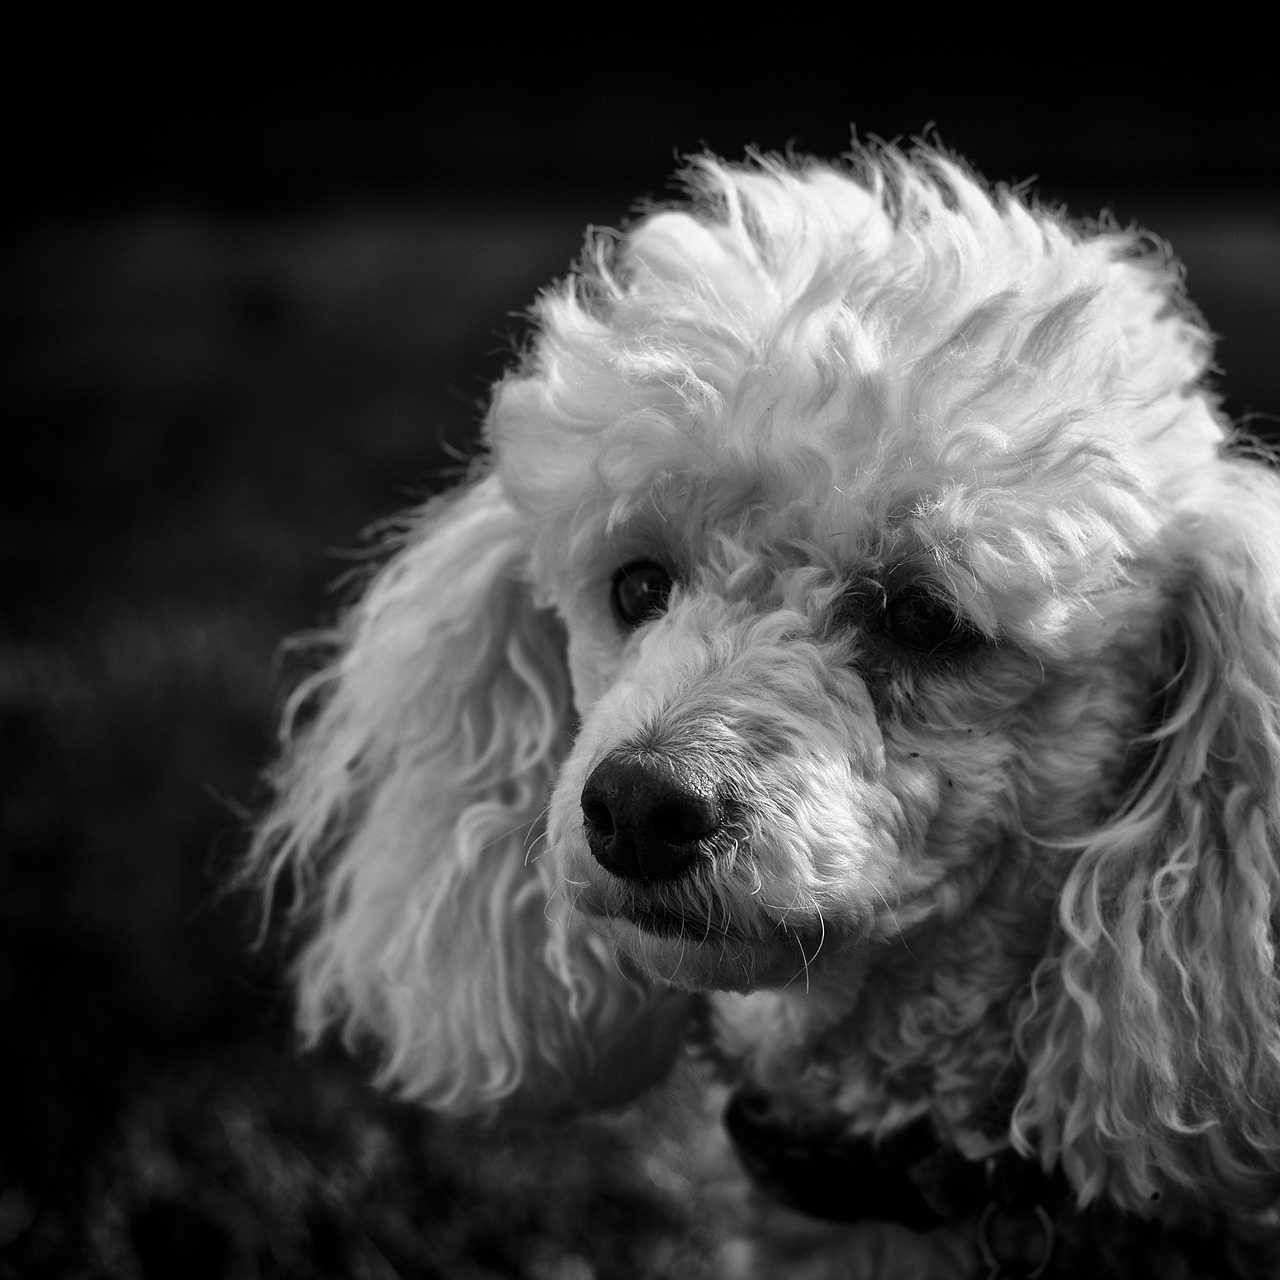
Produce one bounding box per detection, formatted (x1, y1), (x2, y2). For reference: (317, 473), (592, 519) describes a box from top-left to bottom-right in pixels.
(1, 185), (1276, 1278)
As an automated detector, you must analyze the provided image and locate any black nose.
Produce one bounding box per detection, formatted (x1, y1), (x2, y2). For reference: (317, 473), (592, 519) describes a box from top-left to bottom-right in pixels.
(581, 751), (724, 883)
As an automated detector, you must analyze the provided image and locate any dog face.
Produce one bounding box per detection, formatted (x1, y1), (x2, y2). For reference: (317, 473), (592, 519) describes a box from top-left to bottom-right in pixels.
(255, 146), (1280, 1218)
(485, 157), (1198, 994)
(526, 441), (1155, 995)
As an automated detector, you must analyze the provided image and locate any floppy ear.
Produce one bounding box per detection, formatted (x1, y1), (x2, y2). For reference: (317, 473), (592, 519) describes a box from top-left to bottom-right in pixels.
(1014, 458), (1280, 1219)
(251, 473), (690, 1115)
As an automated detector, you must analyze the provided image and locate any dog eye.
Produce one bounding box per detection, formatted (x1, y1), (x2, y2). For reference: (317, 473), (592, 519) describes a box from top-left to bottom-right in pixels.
(612, 561), (674, 628)
(882, 589), (979, 654)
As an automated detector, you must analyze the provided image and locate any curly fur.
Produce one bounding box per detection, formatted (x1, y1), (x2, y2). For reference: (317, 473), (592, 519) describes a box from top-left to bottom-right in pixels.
(251, 144), (1280, 1272)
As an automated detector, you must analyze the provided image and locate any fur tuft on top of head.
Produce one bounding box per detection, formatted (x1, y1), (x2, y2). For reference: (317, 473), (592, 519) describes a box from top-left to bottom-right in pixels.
(493, 147), (1222, 635)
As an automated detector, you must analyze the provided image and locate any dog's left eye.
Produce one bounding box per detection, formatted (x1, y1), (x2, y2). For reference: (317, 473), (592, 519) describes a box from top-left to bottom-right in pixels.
(882, 589), (979, 654)
(612, 561), (674, 628)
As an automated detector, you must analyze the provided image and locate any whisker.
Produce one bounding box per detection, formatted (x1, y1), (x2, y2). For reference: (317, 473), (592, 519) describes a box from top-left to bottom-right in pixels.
(865, 874), (911, 952)
(520, 801), (555, 865)
(523, 829), (550, 867)
(785, 912), (826, 992)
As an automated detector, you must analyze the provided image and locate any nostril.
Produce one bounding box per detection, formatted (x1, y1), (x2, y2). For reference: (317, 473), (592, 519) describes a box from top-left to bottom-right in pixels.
(581, 796), (616, 837)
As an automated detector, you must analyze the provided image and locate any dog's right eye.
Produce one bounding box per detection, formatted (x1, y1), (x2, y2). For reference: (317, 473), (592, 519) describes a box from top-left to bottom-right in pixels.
(881, 588), (980, 654)
(612, 561), (674, 628)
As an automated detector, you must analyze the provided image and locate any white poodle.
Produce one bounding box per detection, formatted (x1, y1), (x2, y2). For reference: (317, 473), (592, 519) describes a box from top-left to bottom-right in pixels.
(253, 144), (1280, 1275)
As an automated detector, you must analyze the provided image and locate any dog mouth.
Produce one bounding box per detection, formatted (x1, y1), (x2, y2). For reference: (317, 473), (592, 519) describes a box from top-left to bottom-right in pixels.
(621, 901), (743, 941)
(619, 896), (822, 951)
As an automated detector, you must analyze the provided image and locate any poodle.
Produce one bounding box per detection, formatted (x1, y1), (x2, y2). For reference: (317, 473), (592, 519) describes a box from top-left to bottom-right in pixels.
(252, 143), (1280, 1276)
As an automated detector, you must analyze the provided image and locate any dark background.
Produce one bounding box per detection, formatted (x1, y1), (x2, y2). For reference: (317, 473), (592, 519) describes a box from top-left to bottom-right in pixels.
(4, 26), (1277, 1279)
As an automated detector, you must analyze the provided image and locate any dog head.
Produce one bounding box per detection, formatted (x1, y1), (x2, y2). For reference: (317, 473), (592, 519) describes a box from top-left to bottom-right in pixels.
(253, 147), (1280, 1218)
